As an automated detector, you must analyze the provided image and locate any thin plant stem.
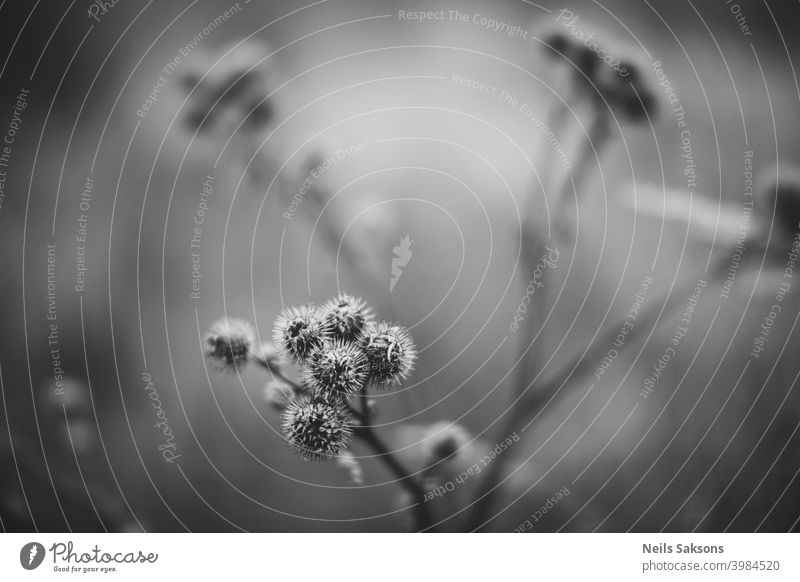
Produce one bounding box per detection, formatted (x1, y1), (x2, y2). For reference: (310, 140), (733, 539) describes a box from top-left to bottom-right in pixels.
(252, 356), (303, 392)
(513, 89), (575, 403)
(255, 358), (433, 531)
(466, 255), (730, 531)
(344, 397), (434, 531)
(352, 421), (435, 532)
(555, 108), (611, 227)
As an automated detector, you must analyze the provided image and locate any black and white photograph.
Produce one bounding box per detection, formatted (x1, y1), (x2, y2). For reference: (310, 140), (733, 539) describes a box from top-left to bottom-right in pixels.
(0, 0), (798, 578)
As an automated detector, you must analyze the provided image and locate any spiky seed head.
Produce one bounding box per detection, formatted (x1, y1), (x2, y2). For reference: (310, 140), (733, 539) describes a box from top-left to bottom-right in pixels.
(361, 321), (416, 388)
(321, 294), (374, 342)
(282, 397), (352, 461)
(306, 340), (368, 398)
(204, 317), (256, 371)
(272, 305), (329, 364)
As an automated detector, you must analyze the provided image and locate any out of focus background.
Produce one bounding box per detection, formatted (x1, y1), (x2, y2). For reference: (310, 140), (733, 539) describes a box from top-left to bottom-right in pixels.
(1, 0), (799, 532)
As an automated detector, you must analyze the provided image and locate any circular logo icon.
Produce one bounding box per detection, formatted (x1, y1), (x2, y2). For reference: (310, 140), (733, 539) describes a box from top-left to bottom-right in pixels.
(20, 542), (46, 570)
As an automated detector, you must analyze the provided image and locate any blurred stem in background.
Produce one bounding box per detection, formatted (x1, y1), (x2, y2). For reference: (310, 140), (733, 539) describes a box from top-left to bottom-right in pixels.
(466, 251), (731, 531)
(466, 36), (663, 531)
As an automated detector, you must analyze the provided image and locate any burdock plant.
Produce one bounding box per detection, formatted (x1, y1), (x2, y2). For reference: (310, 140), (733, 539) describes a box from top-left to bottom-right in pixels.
(469, 21), (662, 533)
(205, 294), (431, 529)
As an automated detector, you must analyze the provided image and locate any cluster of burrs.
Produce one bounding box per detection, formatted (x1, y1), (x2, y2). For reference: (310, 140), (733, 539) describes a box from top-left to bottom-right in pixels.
(204, 294), (416, 461)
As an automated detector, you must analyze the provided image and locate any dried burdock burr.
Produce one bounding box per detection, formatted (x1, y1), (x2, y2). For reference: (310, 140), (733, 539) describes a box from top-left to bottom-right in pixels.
(282, 396), (353, 461)
(204, 317), (257, 371)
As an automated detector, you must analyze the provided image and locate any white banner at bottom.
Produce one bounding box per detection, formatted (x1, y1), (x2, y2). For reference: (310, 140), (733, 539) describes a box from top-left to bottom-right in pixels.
(0, 533), (797, 581)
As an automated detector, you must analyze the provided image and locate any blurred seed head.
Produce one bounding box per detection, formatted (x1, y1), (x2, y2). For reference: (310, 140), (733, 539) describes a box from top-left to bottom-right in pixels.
(536, 21), (600, 98)
(204, 317), (256, 371)
(573, 45), (599, 84)
(272, 305), (330, 364)
(760, 166), (800, 239)
(594, 53), (657, 124)
(421, 421), (471, 464)
(305, 339), (368, 398)
(282, 396), (352, 461)
(178, 39), (276, 136)
(321, 294), (374, 342)
(541, 31), (571, 60)
(360, 321), (417, 388)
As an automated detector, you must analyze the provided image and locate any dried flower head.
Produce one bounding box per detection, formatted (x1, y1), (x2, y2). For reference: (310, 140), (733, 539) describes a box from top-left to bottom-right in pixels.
(321, 294), (374, 341)
(204, 317), (256, 370)
(595, 56), (657, 123)
(282, 397), (352, 461)
(361, 322), (416, 387)
(306, 340), (368, 397)
(179, 39), (275, 135)
(272, 305), (329, 364)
